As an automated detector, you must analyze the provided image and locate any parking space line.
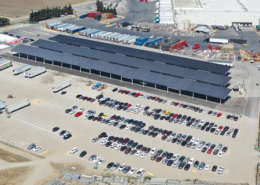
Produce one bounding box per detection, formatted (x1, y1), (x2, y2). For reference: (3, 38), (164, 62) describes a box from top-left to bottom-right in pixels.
(65, 136), (76, 142)
(64, 150), (71, 156)
(40, 149), (50, 155)
(226, 150), (231, 156)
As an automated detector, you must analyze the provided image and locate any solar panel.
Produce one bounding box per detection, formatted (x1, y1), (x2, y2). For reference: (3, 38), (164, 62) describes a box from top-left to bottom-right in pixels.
(49, 35), (231, 74)
(32, 40), (231, 86)
(12, 45), (231, 99)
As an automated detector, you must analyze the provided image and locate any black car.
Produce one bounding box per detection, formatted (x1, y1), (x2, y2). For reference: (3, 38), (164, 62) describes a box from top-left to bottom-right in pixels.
(166, 131), (172, 136)
(205, 127), (211, 132)
(184, 164), (190, 171)
(167, 160), (174, 166)
(117, 137), (124, 144)
(220, 130), (226, 135)
(148, 125), (154, 130)
(52, 127), (60, 132)
(107, 162), (114, 168)
(201, 147), (207, 153)
(127, 140), (134, 147)
(186, 135), (192, 141)
(96, 95), (103, 99)
(171, 138), (177, 143)
(88, 116), (94, 120)
(125, 91), (130, 95)
(61, 91), (67, 95)
(210, 144), (216, 149)
(181, 140), (187, 146)
(212, 165), (217, 172)
(130, 127), (136, 131)
(112, 88), (118, 92)
(208, 111), (213, 115)
(65, 109), (71, 113)
(59, 130), (66, 136)
(224, 126), (229, 131)
(148, 132), (154, 136)
(210, 128), (216, 133)
(160, 116), (165, 120)
(166, 153), (173, 159)
(178, 161), (186, 169)
(186, 122), (192, 127)
(79, 150), (87, 157)
(76, 94), (82, 98)
(193, 161), (199, 168)
(105, 141), (112, 147)
(198, 109), (203, 113)
(136, 145), (143, 150)
(119, 125), (126, 129)
(178, 156), (185, 162)
(108, 136), (114, 141)
(200, 126), (206, 131)
(113, 122), (119, 127)
(152, 132), (158, 138)
(98, 132), (107, 138)
(144, 106), (150, 111)
(162, 151), (168, 158)
(131, 142), (138, 148)
(165, 116), (170, 121)
(143, 130), (149, 135)
(234, 117), (239, 121)
(63, 133), (72, 140)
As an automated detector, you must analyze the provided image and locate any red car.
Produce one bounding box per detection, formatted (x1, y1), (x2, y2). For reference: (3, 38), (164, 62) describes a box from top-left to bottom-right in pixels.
(97, 117), (102, 121)
(174, 103), (179, 106)
(147, 112), (153, 116)
(87, 97), (92, 101)
(161, 130), (168, 135)
(161, 135), (167, 140)
(207, 149), (213, 154)
(151, 97), (156, 100)
(173, 114), (178, 118)
(156, 157), (163, 162)
(217, 113), (222, 117)
(127, 104), (132, 108)
(218, 126), (223, 130)
(122, 138), (130, 145)
(82, 96), (88, 100)
(110, 115), (117, 120)
(124, 147), (132, 154)
(134, 93), (141, 97)
(121, 90), (126, 94)
(155, 97), (160, 101)
(74, 112), (83, 117)
(120, 146), (127, 152)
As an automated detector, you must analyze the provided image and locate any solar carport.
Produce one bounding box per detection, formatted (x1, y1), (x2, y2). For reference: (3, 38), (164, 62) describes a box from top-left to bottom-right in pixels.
(11, 44), (232, 103)
(49, 35), (231, 75)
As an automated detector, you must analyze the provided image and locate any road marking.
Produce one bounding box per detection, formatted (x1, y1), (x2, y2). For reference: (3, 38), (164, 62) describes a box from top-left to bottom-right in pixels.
(40, 149), (50, 155)
(147, 172), (154, 176)
(192, 170), (196, 173)
(64, 150), (70, 156)
(226, 150), (231, 156)
(66, 136), (76, 142)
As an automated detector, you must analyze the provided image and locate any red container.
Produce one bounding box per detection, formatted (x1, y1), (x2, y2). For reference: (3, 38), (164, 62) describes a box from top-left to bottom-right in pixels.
(145, 0), (148, 2)
(215, 46), (221, 50)
(169, 40), (188, 51)
(140, 0), (143, 2)
(208, 44), (213, 50)
(109, 14), (114, 19)
(88, 11), (101, 18)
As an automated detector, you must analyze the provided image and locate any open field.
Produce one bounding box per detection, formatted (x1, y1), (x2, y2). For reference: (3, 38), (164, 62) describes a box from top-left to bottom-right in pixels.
(0, 0), (95, 18)
(0, 147), (30, 163)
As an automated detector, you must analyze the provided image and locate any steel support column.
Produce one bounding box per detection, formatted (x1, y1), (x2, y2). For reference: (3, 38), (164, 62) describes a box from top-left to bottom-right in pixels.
(121, 76), (122, 82)
(43, 58), (45, 64)
(80, 67), (81, 73)
(155, 84), (156, 90)
(206, 96), (208, 102)
(192, 92), (194, 99)
(61, 63), (62, 68)
(52, 60), (54, 66)
(19, 53), (20, 59)
(35, 56), (36, 62)
(89, 69), (91, 75)
(70, 65), (72, 70)
(27, 55), (28, 61)
(179, 90), (181, 96)
(100, 71), (101, 77)
(110, 74), (111, 79)
(220, 99), (222, 105)
(167, 87), (168, 93)
(131, 79), (133, 84)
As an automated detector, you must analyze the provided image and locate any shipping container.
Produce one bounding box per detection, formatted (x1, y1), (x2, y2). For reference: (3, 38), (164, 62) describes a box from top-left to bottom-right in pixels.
(110, 34), (122, 41)
(106, 33), (120, 40)
(88, 11), (101, 18)
(24, 67), (46, 78)
(99, 32), (112, 39)
(53, 80), (72, 93)
(93, 31), (107, 38)
(0, 101), (6, 110)
(68, 26), (85, 34)
(79, 28), (93, 36)
(116, 35), (130, 42)
(169, 40), (188, 51)
(5, 100), (30, 114)
(122, 36), (138, 44)
(0, 60), (12, 70)
(94, 13), (102, 20)
(148, 38), (162, 48)
(86, 29), (101, 37)
(13, 64), (31, 75)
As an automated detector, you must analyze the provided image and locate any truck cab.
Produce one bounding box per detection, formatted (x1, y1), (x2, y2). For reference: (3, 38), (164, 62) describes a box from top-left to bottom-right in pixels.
(203, 38), (210, 43)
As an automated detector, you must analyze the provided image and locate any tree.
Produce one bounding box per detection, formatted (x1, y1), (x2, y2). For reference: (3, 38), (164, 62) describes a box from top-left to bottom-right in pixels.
(0, 17), (10, 26)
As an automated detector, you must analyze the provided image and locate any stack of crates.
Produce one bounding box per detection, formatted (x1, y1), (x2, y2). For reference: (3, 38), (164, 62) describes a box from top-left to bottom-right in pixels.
(134, 37), (149, 46)
(192, 43), (200, 50)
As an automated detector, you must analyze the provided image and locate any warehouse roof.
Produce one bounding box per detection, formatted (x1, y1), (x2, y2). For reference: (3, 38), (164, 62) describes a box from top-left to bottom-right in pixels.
(32, 39), (231, 86)
(49, 35), (231, 74)
(12, 45), (231, 99)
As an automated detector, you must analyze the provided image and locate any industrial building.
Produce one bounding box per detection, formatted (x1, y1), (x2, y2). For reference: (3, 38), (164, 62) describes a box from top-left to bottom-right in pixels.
(11, 35), (232, 103)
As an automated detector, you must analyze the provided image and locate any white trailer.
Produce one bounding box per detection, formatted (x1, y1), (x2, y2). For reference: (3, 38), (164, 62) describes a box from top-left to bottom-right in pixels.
(13, 64), (31, 75)
(0, 60), (12, 70)
(112, 34), (124, 42)
(53, 80), (72, 93)
(124, 36), (138, 44)
(101, 32), (114, 39)
(116, 35), (130, 42)
(24, 67), (46, 78)
(5, 99), (30, 114)
(209, 38), (229, 44)
(0, 101), (6, 109)
(93, 31), (107, 38)
(106, 33), (120, 40)
(98, 31), (110, 39)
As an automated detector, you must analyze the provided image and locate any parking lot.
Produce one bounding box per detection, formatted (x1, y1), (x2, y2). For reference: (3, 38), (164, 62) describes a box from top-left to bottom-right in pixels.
(0, 61), (258, 183)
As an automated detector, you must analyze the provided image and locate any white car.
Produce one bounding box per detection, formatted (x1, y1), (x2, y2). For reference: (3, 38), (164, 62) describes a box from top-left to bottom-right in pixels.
(214, 129), (220, 135)
(182, 120), (187, 126)
(110, 143), (117, 148)
(166, 136), (172, 142)
(84, 114), (90, 119)
(221, 114), (226, 118)
(93, 156), (101, 163)
(136, 168), (145, 177)
(140, 152), (147, 158)
(188, 158), (195, 165)
(217, 166), (225, 174)
(218, 151), (224, 157)
(101, 140), (107, 146)
(102, 136), (109, 140)
(126, 108), (131, 112)
(190, 137), (196, 143)
(118, 163), (126, 171)
(129, 167), (137, 175)
(125, 125), (132, 130)
(203, 109), (208, 114)
(70, 147), (78, 154)
(115, 144), (122, 150)
(191, 143), (198, 149)
(79, 108), (85, 112)
(205, 164), (211, 171)
(33, 146), (42, 152)
(196, 139), (201, 143)
(172, 154), (180, 161)
(98, 158), (106, 164)
(197, 145), (203, 150)
(150, 147), (157, 155)
(172, 161), (179, 168)
(69, 110), (76, 115)
(135, 150), (142, 156)
(162, 158), (168, 164)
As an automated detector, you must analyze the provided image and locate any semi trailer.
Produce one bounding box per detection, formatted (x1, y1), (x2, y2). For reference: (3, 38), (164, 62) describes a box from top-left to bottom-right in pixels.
(24, 67), (46, 78)
(13, 64), (31, 75)
(5, 99), (30, 114)
(53, 80), (72, 93)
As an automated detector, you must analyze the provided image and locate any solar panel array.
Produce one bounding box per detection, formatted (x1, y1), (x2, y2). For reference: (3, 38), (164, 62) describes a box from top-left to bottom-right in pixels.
(49, 35), (231, 74)
(32, 39), (231, 86)
(12, 44), (231, 99)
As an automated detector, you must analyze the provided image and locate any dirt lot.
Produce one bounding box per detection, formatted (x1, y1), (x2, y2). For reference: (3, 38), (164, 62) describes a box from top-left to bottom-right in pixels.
(0, 147), (30, 163)
(0, 0), (95, 18)
(0, 61), (258, 184)
(0, 166), (33, 185)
